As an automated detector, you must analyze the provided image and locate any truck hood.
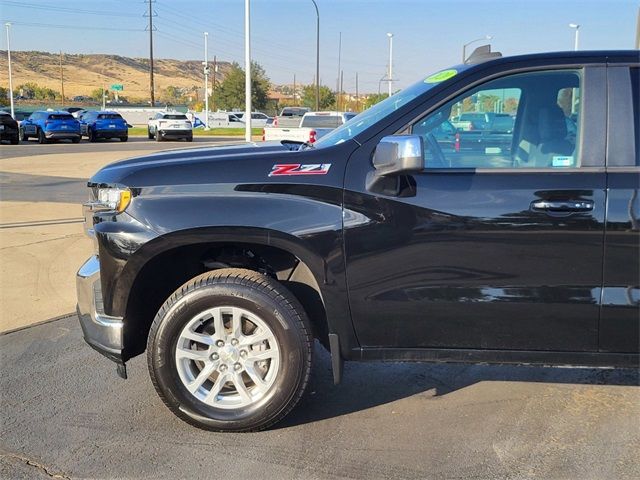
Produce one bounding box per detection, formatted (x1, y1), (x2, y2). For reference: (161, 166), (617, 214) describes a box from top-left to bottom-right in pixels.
(90, 141), (303, 187)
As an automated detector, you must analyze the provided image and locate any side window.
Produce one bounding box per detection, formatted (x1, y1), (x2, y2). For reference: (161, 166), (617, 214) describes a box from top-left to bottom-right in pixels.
(413, 70), (582, 169)
(631, 68), (639, 166)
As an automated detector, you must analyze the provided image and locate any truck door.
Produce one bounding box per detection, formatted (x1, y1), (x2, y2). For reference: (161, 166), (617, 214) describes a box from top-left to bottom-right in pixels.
(344, 66), (607, 352)
(599, 65), (640, 353)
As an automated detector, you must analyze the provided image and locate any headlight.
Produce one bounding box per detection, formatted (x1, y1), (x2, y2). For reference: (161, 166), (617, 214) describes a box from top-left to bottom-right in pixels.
(96, 187), (131, 213)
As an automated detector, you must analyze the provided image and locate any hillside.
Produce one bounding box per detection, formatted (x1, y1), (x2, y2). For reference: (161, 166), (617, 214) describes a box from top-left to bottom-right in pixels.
(0, 50), (231, 101)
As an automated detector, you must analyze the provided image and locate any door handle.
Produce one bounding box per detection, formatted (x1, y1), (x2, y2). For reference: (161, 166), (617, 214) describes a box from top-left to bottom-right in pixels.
(530, 200), (594, 213)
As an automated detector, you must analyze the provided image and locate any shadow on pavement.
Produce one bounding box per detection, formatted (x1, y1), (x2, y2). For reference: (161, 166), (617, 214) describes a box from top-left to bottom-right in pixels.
(277, 343), (640, 429)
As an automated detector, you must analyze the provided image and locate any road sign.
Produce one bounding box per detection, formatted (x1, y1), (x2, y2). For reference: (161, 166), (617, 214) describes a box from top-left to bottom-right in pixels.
(111, 84), (124, 91)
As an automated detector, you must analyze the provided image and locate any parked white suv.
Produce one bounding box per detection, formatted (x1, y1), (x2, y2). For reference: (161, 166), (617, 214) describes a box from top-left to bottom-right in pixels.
(148, 112), (193, 142)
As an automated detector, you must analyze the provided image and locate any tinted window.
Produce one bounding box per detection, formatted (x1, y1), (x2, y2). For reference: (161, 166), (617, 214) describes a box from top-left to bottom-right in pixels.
(49, 114), (74, 120)
(281, 108), (308, 117)
(631, 68), (639, 166)
(413, 69), (582, 169)
(301, 115), (344, 128)
(98, 113), (122, 119)
(163, 114), (188, 120)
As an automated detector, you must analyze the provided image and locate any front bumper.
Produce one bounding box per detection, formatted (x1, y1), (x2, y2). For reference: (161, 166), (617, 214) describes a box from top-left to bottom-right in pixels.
(76, 255), (124, 363)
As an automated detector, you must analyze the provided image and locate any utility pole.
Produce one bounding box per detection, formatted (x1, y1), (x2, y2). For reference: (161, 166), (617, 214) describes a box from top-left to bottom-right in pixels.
(636, 7), (639, 49)
(5, 23), (14, 119)
(212, 55), (217, 111)
(569, 23), (580, 51)
(387, 32), (393, 97)
(310, 0), (320, 111)
(145, 0), (156, 107)
(102, 86), (106, 110)
(336, 31), (342, 101)
(59, 50), (65, 105)
(244, 0), (252, 142)
(203, 32), (209, 129)
(293, 74), (296, 105)
(355, 72), (359, 112)
(339, 70), (343, 112)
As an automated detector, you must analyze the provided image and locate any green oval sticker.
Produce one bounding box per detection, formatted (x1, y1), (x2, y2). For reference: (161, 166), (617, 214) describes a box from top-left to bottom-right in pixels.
(424, 69), (458, 84)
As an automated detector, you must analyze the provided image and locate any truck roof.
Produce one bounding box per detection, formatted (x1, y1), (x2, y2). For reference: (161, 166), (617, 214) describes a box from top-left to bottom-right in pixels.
(466, 49), (638, 68)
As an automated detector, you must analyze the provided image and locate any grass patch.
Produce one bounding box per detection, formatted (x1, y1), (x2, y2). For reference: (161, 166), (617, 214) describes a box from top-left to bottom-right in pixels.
(128, 127), (262, 137)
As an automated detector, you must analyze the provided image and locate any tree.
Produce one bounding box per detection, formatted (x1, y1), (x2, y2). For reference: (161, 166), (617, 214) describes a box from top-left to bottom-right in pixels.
(212, 61), (271, 111)
(301, 85), (335, 110)
(0, 87), (8, 107)
(90, 88), (106, 102)
(363, 93), (388, 109)
(160, 85), (185, 103)
(17, 82), (59, 101)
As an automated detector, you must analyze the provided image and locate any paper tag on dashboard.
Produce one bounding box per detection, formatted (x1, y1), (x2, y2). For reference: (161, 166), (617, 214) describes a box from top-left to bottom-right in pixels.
(552, 156), (573, 167)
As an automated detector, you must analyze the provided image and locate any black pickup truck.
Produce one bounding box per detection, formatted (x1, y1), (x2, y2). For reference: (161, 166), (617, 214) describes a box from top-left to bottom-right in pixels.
(77, 49), (639, 432)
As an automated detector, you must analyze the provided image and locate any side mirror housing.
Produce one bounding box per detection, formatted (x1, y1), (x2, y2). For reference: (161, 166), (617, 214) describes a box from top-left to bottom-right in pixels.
(372, 135), (424, 176)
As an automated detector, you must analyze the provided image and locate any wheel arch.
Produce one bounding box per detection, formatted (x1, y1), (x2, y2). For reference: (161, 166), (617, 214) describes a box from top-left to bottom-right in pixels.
(118, 226), (351, 362)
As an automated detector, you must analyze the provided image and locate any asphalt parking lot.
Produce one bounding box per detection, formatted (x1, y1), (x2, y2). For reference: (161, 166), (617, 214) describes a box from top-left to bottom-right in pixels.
(2, 315), (639, 480)
(1, 140), (639, 479)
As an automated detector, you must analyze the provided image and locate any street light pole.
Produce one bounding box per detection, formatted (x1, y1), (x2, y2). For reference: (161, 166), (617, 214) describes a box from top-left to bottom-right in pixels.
(5, 23), (15, 119)
(462, 35), (492, 63)
(387, 32), (393, 97)
(569, 23), (580, 50)
(244, 0), (252, 142)
(311, 0), (320, 111)
(204, 32), (210, 130)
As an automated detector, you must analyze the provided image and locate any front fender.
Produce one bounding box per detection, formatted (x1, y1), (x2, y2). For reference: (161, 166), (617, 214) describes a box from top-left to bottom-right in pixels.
(96, 183), (357, 355)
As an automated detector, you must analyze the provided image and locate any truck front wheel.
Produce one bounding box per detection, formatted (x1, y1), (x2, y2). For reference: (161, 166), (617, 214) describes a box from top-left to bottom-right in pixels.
(147, 268), (313, 432)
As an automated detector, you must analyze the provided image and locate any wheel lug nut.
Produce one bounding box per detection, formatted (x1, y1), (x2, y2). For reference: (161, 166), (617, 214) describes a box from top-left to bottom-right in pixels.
(240, 350), (247, 358)
(210, 353), (219, 361)
(231, 338), (239, 346)
(234, 362), (242, 371)
(216, 340), (224, 347)
(219, 364), (227, 372)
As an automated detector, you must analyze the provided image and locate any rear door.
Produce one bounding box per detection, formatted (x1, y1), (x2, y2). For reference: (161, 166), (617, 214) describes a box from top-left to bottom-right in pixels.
(599, 64), (640, 353)
(344, 64), (607, 352)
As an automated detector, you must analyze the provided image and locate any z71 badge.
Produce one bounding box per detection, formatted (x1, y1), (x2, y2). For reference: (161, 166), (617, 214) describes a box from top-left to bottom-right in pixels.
(269, 164), (332, 176)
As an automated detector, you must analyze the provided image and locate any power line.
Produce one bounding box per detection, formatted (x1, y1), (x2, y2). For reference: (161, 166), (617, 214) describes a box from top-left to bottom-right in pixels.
(1, 0), (139, 17)
(7, 21), (143, 32)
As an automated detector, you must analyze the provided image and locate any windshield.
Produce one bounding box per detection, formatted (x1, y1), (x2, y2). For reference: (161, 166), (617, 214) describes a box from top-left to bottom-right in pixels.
(315, 66), (466, 147)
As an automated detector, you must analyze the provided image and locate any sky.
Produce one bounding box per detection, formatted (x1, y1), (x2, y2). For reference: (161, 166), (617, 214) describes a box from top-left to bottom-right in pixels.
(1, 0), (638, 93)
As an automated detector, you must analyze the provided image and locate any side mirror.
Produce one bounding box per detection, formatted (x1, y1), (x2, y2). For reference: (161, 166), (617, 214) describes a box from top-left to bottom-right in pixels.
(372, 135), (424, 176)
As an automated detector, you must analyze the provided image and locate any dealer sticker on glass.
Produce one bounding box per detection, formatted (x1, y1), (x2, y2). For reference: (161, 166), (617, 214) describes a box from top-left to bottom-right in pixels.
(552, 156), (574, 167)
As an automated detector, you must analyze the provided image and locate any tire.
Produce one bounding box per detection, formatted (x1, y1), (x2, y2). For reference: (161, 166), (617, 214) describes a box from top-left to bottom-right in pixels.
(148, 128), (153, 139)
(120, 136), (128, 142)
(186, 135), (193, 142)
(155, 130), (163, 142)
(88, 128), (96, 143)
(71, 137), (81, 144)
(147, 268), (313, 432)
(20, 129), (28, 142)
(10, 134), (19, 145)
(37, 129), (48, 144)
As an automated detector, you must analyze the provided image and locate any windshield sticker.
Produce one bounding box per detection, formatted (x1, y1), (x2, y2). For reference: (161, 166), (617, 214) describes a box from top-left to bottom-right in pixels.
(552, 156), (574, 167)
(269, 164), (332, 176)
(424, 69), (458, 84)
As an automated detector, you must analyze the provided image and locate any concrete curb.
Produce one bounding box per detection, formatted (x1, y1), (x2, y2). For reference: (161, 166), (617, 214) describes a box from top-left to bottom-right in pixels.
(0, 312), (75, 336)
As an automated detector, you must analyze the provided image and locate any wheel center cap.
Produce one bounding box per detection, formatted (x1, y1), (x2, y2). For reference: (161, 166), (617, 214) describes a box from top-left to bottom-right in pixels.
(218, 345), (239, 363)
